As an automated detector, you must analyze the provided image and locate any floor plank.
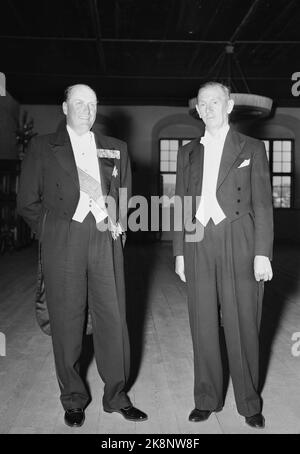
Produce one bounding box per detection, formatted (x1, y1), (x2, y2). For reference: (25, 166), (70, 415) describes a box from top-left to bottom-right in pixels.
(0, 241), (300, 434)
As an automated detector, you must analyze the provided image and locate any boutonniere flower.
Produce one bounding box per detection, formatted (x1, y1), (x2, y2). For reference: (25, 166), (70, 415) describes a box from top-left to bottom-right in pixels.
(97, 148), (120, 159)
(112, 166), (118, 178)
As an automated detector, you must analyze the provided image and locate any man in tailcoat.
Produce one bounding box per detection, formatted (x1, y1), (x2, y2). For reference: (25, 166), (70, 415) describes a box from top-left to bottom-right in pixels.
(173, 82), (273, 429)
(17, 84), (147, 427)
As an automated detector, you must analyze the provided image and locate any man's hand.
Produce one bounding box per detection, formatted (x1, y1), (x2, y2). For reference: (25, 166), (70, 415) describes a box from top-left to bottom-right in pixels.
(254, 255), (273, 282)
(175, 255), (186, 282)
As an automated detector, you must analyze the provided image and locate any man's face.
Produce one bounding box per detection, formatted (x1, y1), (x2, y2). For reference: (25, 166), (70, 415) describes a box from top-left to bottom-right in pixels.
(63, 85), (97, 134)
(196, 85), (234, 130)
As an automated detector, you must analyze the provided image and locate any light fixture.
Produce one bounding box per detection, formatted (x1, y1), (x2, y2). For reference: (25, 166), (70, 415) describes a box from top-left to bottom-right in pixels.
(189, 44), (273, 121)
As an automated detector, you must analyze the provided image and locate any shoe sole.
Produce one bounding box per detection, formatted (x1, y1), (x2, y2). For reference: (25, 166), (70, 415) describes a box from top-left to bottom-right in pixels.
(189, 408), (223, 422)
(64, 416), (85, 428)
(245, 416), (265, 429)
(189, 414), (212, 422)
(104, 409), (148, 422)
(245, 423), (265, 429)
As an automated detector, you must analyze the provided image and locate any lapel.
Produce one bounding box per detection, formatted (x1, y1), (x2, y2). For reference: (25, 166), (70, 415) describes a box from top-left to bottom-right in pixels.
(217, 127), (245, 190)
(50, 123), (79, 189)
(186, 128), (245, 210)
(50, 123), (117, 197)
(187, 139), (204, 196)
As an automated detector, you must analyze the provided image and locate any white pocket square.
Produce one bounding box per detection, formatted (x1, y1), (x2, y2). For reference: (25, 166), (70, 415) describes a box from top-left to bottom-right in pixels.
(238, 159), (250, 168)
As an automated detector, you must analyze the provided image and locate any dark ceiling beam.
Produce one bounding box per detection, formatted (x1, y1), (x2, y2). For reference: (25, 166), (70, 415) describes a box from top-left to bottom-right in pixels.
(5, 71), (292, 81)
(250, 0), (298, 57)
(175, 0), (187, 31)
(1, 36), (300, 44)
(236, 40), (300, 45)
(88, 0), (106, 73)
(226, 0), (262, 65)
(264, 3), (300, 61)
(73, 0), (90, 38)
(7, 0), (27, 33)
(201, 0), (225, 39)
(229, 0), (262, 42)
(160, 0), (177, 42)
(114, 0), (122, 38)
(187, 0), (225, 74)
(207, 0), (262, 83)
(155, 0), (178, 64)
(0, 35), (96, 42)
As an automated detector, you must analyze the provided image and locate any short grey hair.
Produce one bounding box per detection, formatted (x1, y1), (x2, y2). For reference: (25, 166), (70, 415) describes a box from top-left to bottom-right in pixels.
(197, 81), (231, 101)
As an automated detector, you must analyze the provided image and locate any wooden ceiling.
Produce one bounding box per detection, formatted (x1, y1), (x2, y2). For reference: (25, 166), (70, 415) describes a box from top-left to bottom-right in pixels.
(1, 0), (300, 106)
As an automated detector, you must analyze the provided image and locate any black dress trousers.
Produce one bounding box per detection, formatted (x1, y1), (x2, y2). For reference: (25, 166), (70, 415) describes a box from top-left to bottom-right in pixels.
(184, 216), (264, 417)
(41, 211), (131, 411)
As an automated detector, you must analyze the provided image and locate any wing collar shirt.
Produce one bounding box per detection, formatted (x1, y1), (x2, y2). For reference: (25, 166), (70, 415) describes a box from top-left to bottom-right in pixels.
(67, 125), (107, 223)
(195, 124), (229, 226)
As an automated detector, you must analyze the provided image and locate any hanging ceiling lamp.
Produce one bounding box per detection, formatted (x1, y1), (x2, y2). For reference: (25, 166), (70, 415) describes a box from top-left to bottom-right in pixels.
(189, 44), (273, 121)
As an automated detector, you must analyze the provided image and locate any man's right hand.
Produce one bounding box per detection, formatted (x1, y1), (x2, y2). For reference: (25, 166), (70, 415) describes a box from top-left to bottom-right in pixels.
(175, 255), (186, 282)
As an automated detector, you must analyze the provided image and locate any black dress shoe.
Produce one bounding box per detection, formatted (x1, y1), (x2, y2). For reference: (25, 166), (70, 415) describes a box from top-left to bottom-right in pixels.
(105, 405), (148, 422)
(245, 413), (265, 429)
(64, 408), (85, 427)
(189, 408), (212, 422)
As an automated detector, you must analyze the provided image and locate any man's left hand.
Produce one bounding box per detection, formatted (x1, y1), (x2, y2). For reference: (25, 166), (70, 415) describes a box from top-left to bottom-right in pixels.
(254, 255), (273, 282)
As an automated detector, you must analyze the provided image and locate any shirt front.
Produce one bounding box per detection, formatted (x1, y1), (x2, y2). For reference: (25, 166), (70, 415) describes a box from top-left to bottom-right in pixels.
(195, 124), (229, 226)
(67, 125), (107, 223)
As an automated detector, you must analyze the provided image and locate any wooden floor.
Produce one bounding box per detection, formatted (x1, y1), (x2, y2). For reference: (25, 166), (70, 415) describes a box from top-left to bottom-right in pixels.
(0, 240), (300, 434)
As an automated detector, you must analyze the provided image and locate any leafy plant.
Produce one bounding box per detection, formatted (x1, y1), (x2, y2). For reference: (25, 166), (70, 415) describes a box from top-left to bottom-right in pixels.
(16, 110), (37, 158)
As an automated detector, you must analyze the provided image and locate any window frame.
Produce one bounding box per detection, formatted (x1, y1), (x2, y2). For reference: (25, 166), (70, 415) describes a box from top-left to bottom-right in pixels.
(159, 138), (193, 203)
(261, 138), (294, 209)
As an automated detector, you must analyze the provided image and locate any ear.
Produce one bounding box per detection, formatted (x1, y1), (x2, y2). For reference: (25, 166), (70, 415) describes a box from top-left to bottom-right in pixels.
(227, 99), (234, 114)
(195, 104), (201, 119)
(62, 102), (68, 116)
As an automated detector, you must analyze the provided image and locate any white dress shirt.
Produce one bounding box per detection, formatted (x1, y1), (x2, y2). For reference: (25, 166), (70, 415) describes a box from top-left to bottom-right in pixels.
(67, 125), (107, 223)
(195, 124), (229, 226)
